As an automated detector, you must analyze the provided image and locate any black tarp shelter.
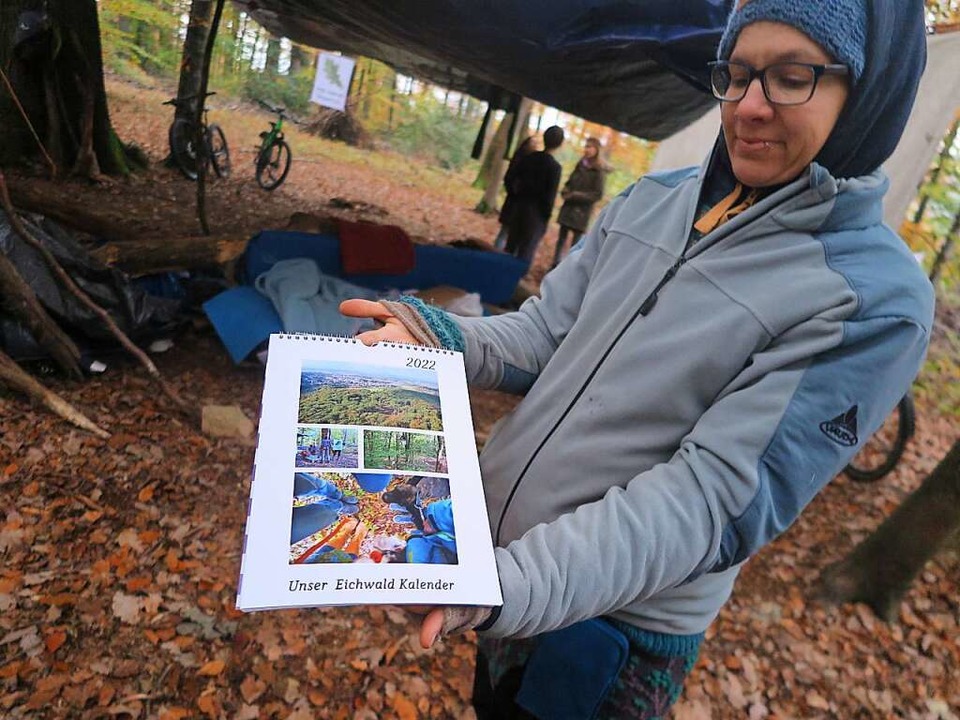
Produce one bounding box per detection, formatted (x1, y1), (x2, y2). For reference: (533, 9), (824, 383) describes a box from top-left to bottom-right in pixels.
(234, 0), (735, 140)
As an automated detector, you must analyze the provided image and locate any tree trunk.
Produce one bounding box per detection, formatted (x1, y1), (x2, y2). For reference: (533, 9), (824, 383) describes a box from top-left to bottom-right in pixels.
(435, 436), (445, 472)
(0, 0), (130, 175)
(90, 234), (249, 276)
(514, 99), (534, 149)
(7, 183), (130, 243)
(475, 97), (533, 214)
(134, 19), (160, 75)
(928, 209), (958, 284)
(174, 0), (215, 125)
(265, 37), (282, 76)
(289, 44), (313, 76)
(193, 0), (226, 236)
(818, 439), (960, 620)
(912, 117), (959, 223)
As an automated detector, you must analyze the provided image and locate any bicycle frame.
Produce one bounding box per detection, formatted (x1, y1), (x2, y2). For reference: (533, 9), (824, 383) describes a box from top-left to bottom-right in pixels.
(259, 113), (284, 154)
(164, 91), (230, 181)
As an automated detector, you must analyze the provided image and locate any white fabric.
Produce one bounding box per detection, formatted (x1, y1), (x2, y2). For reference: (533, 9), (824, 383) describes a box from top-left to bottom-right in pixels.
(310, 52), (356, 111)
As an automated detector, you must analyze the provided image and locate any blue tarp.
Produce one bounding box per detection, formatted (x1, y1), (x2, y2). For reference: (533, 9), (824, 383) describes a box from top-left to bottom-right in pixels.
(234, 0), (734, 140)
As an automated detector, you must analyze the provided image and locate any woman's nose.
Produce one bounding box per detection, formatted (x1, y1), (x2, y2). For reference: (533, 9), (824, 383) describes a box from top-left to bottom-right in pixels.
(736, 77), (775, 120)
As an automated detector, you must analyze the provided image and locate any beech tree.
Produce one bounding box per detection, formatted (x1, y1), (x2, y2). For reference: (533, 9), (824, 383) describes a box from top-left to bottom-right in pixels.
(473, 97), (532, 214)
(172, 0), (217, 126)
(819, 440), (960, 620)
(0, 0), (137, 176)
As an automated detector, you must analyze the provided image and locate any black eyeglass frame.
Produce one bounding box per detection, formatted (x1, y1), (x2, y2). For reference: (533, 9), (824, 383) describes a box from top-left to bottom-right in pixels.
(708, 60), (850, 106)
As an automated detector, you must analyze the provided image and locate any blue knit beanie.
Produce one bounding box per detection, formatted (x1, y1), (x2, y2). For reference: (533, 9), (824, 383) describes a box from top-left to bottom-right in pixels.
(717, 0), (868, 83)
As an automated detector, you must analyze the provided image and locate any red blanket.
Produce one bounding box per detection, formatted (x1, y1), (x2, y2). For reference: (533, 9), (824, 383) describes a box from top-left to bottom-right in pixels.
(338, 219), (415, 275)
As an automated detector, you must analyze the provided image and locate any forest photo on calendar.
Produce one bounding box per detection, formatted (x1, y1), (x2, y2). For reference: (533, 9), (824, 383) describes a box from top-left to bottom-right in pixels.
(364, 430), (448, 473)
(298, 360), (443, 430)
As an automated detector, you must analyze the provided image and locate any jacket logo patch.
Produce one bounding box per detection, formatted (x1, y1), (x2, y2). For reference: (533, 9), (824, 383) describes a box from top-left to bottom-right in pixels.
(819, 405), (859, 447)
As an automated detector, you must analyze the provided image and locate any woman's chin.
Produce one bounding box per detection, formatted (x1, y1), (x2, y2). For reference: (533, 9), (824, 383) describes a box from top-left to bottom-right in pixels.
(731, 163), (785, 189)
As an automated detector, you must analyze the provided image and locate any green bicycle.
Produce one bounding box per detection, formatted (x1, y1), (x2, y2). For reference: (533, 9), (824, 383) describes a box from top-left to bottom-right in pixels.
(255, 101), (293, 190)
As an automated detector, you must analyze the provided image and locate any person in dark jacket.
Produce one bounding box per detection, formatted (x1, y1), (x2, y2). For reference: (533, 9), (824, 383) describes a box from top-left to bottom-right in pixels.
(553, 136), (607, 267)
(503, 125), (564, 264)
(494, 135), (541, 251)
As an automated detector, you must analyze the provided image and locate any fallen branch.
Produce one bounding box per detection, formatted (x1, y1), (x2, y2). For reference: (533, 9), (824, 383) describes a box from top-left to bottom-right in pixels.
(0, 170), (192, 417)
(0, 182), (83, 378)
(90, 234), (249, 276)
(7, 182), (130, 244)
(0, 348), (109, 438)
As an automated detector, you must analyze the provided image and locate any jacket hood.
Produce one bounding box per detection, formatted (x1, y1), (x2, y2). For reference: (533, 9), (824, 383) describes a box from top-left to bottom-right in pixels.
(815, 0), (926, 178)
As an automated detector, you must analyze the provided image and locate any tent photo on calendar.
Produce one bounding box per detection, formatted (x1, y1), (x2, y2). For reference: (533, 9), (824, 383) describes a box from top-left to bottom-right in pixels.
(289, 472), (458, 565)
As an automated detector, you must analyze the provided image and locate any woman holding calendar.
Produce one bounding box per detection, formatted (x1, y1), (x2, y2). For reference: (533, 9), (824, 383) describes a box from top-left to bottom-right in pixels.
(341, 1), (933, 716)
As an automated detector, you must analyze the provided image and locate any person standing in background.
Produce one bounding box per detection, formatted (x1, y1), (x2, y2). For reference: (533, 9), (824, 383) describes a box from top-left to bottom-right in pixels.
(494, 135), (541, 251)
(553, 136), (607, 267)
(503, 125), (564, 264)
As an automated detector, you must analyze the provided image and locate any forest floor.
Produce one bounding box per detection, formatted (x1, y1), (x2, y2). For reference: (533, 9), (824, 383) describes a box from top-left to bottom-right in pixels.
(1, 78), (958, 719)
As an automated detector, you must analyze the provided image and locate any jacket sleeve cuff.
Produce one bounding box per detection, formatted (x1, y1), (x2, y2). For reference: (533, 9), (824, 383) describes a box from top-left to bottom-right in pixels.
(379, 296), (466, 352)
(473, 605), (502, 632)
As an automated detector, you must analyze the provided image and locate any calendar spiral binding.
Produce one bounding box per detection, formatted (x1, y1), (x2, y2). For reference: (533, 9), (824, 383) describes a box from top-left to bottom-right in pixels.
(275, 332), (455, 355)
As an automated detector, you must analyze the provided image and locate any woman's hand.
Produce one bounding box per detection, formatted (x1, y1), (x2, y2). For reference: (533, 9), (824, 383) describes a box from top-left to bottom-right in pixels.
(406, 605), (493, 648)
(339, 299), (419, 346)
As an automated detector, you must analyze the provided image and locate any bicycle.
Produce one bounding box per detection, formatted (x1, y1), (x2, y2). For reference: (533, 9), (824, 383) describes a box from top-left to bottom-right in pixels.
(255, 101), (292, 191)
(163, 91), (231, 181)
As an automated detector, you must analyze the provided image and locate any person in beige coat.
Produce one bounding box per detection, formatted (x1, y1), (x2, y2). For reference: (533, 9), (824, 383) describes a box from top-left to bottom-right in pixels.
(553, 137), (607, 267)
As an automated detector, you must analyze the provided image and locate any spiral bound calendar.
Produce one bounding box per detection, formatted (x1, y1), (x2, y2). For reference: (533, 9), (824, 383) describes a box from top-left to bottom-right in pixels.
(236, 333), (502, 611)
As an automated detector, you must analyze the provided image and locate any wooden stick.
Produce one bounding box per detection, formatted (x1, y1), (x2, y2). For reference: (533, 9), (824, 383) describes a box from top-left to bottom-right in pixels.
(0, 349), (109, 438)
(0, 185), (82, 379)
(0, 66), (58, 178)
(0, 170), (192, 416)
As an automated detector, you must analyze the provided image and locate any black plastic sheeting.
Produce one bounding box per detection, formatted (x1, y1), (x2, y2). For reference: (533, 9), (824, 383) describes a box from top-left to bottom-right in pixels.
(0, 215), (181, 363)
(234, 0), (734, 140)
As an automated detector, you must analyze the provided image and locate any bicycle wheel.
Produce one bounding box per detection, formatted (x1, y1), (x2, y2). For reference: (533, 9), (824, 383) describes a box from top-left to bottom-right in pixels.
(844, 394), (916, 482)
(255, 139), (292, 190)
(168, 118), (200, 180)
(206, 124), (231, 179)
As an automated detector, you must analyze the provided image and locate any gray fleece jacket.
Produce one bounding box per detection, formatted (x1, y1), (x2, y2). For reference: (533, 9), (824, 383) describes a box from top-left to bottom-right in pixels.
(452, 160), (933, 642)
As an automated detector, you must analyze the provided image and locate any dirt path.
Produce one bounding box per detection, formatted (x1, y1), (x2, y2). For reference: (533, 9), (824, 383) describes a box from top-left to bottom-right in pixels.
(8, 77), (559, 284)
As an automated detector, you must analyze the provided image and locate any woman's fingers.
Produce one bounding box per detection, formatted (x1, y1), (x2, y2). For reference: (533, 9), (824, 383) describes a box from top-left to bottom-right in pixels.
(340, 298), (421, 346)
(354, 324), (415, 346)
(339, 298), (393, 322)
(419, 608), (445, 649)
(353, 328), (393, 346)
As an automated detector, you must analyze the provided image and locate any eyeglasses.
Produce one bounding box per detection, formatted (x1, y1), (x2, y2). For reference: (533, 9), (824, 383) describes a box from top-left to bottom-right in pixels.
(708, 61), (849, 106)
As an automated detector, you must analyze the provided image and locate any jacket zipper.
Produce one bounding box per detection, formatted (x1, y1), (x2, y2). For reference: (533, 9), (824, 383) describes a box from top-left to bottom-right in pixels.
(494, 252), (688, 543)
(639, 255), (687, 316)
